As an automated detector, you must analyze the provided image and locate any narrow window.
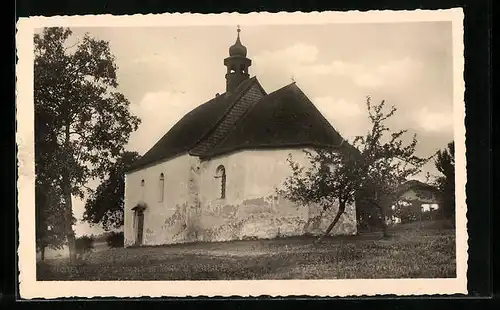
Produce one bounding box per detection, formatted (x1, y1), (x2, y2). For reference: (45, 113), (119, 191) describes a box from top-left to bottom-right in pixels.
(140, 179), (145, 201)
(133, 210), (137, 228)
(159, 173), (165, 202)
(215, 165), (226, 199)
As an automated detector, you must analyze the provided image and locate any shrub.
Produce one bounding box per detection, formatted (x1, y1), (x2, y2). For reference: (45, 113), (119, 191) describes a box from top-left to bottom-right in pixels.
(106, 231), (124, 248)
(75, 235), (94, 257)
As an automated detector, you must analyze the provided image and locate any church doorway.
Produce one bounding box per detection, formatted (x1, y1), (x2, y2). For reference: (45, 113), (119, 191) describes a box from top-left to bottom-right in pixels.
(132, 204), (147, 246)
(135, 210), (145, 246)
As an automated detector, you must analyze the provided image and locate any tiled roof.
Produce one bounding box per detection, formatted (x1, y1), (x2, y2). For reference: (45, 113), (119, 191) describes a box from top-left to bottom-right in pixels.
(127, 78), (258, 172)
(189, 80), (266, 156)
(198, 82), (346, 158)
(396, 180), (440, 196)
(128, 77), (350, 171)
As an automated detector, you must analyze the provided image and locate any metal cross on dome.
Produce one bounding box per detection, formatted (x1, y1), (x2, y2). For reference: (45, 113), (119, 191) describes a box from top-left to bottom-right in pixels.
(237, 25), (241, 32)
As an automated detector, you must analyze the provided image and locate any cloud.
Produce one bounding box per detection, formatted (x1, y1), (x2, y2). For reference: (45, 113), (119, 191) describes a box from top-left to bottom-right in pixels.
(127, 91), (198, 154)
(254, 43), (319, 66)
(304, 57), (423, 89)
(312, 96), (369, 140)
(252, 43), (321, 90)
(132, 53), (182, 67)
(314, 97), (363, 118)
(254, 43), (423, 91)
(414, 107), (453, 133)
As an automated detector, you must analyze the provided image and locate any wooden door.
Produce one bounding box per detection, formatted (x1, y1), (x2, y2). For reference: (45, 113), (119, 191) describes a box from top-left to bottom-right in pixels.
(136, 211), (144, 246)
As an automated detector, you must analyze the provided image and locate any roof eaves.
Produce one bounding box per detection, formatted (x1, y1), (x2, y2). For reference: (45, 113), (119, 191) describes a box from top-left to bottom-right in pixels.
(200, 142), (342, 161)
(396, 180), (440, 195)
(125, 151), (190, 174)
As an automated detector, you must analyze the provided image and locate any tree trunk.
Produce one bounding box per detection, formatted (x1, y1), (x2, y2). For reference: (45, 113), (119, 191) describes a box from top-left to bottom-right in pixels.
(378, 209), (389, 238)
(63, 124), (77, 262)
(62, 179), (77, 262)
(40, 246), (45, 261)
(316, 201), (346, 243)
(419, 209), (423, 229)
(370, 199), (389, 238)
(381, 220), (389, 238)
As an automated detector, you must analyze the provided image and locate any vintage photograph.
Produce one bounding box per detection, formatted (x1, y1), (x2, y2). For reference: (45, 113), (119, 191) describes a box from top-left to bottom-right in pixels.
(16, 9), (466, 298)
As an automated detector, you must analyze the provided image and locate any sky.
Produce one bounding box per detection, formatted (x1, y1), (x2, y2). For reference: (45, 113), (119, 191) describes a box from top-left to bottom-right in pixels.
(63, 22), (454, 236)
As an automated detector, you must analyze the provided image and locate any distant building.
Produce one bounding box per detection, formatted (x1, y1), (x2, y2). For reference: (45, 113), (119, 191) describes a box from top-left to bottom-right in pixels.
(123, 28), (357, 247)
(391, 180), (443, 224)
(396, 180), (442, 205)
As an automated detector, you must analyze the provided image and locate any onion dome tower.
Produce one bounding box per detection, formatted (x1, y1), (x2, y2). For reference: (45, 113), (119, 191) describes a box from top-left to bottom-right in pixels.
(224, 26), (252, 93)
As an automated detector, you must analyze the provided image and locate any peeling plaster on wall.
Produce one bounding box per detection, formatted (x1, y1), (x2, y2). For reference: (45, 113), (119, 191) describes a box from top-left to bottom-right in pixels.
(185, 156), (203, 242)
(124, 149), (357, 247)
(124, 154), (192, 246)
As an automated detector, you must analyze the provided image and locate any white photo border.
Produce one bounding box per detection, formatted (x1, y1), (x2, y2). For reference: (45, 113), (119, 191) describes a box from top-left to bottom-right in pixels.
(16, 8), (467, 299)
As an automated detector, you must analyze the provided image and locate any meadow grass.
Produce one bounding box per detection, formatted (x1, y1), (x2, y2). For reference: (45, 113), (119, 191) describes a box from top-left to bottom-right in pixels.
(37, 220), (456, 280)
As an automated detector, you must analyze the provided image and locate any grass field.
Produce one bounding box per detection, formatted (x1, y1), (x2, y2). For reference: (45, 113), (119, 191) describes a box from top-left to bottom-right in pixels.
(37, 220), (456, 280)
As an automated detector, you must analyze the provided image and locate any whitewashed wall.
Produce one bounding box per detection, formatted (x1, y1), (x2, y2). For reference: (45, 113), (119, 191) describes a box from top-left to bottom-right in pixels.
(123, 154), (193, 246)
(196, 148), (357, 241)
(123, 148), (357, 247)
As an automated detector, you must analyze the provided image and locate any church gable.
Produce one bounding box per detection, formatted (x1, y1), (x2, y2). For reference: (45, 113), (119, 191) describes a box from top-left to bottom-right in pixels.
(189, 79), (267, 157)
(199, 82), (347, 159)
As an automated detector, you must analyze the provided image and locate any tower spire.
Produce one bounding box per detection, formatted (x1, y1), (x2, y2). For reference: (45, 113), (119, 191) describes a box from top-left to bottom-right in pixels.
(229, 25), (247, 57)
(224, 26), (252, 93)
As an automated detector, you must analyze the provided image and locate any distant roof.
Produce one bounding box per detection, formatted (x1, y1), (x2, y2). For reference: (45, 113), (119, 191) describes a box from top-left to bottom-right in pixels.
(128, 77), (350, 172)
(396, 180), (440, 196)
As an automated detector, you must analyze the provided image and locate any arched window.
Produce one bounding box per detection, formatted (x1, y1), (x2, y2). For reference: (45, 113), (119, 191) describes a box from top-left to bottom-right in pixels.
(215, 165), (226, 199)
(158, 173), (165, 202)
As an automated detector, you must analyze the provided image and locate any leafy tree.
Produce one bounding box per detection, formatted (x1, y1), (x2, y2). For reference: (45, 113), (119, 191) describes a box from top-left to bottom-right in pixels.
(434, 141), (455, 221)
(34, 27), (141, 261)
(106, 232), (125, 248)
(35, 88), (69, 259)
(35, 183), (68, 260)
(392, 200), (420, 224)
(83, 151), (141, 230)
(279, 97), (430, 240)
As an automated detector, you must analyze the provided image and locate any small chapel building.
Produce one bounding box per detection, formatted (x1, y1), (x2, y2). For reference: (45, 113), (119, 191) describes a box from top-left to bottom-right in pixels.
(123, 28), (358, 247)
